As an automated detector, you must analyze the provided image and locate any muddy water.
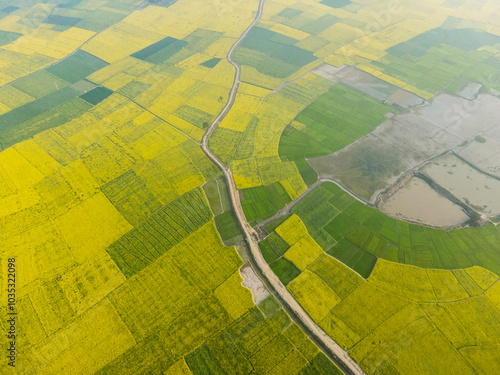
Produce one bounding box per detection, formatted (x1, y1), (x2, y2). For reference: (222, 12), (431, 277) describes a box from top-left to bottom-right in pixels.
(456, 82), (482, 100)
(422, 154), (500, 217)
(379, 177), (469, 227)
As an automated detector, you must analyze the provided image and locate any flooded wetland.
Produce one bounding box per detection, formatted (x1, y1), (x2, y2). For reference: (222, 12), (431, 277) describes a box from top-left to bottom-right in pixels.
(308, 77), (500, 228)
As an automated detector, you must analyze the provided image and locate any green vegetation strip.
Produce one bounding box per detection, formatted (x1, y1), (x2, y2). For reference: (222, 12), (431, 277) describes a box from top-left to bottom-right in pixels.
(200, 57), (221, 68)
(131, 36), (188, 63)
(320, 0), (351, 8)
(44, 14), (81, 27)
(289, 182), (500, 276)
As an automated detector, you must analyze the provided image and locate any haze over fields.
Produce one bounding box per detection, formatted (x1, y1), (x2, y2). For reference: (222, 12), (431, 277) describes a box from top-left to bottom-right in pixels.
(0, 0), (499, 374)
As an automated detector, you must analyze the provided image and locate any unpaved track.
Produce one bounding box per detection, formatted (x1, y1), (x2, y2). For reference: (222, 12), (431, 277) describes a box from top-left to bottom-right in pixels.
(200, 1), (365, 374)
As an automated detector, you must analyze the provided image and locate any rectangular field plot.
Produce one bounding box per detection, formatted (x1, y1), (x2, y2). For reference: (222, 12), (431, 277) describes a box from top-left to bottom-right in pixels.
(44, 15), (82, 27)
(0, 30), (21, 46)
(131, 36), (189, 64)
(214, 211), (242, 244)
(80, 87), (114, 105)
(106, 188), (212, 278)
(203, 176), (230, 216)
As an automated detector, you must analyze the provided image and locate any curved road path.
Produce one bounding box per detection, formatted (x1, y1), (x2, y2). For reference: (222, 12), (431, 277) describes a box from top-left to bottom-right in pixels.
(201, 1), (365, 374)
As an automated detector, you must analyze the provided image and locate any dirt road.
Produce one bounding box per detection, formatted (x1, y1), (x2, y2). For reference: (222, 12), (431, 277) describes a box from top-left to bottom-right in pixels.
(200, 1), (365, 374)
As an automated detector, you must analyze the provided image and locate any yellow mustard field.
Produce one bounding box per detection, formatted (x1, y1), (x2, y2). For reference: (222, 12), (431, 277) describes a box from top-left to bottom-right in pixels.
(266, 214), (500, 374)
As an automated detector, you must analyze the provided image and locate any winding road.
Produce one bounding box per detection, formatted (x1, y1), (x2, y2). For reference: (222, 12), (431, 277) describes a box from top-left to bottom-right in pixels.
(200, 1), (365, 374)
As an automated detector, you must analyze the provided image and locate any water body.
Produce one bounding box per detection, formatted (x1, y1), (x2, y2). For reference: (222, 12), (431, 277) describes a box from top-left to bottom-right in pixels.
(309, 93), (500, 207)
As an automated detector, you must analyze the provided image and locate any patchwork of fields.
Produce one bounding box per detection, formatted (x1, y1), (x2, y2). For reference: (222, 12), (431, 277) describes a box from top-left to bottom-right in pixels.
(0, 0), (343, 373)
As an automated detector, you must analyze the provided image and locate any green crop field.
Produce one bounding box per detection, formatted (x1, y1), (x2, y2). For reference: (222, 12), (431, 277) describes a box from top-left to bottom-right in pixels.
(286, 182), (500, 277)
(261, 213), (500, 375)
(46, 50), (109, 83)
(241, 183), (292, 225)
(279, 83), (396, 162)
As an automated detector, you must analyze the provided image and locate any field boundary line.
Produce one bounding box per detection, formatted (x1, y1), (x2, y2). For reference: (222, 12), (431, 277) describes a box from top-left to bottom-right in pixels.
(200, 0), (366, 373)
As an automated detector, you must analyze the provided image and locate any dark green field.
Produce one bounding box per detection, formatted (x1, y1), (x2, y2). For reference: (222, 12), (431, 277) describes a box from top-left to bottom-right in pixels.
(0, 30), (21, 46)
(320, 0), (351, 9)
(44, 14), (81, 27)
(80, 86), (114, 105)
(200, 57), (221, 68)
(260, 232), (290, 263)
(203, 177), (241, 244)
(269, 257), (302, 285)
(214, 211), (241, 241)
(47, 50), (109, 83)
(132, 36), (188, 62)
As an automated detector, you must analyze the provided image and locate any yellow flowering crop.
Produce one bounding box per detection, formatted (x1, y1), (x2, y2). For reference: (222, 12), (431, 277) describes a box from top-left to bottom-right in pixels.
(58, 253), (126, 315)
(165, 359), (193, 375)
(465, 266), (499, 290)
(82, 24), (164, 63)
(131, 123), (188, 160)
(25, 299), (135, 374)
(238, 82), (271, 97)
(0, 85), (35, 109)
(14, 140), (61, 176)
(288, 270), (341, 322)
(0, 188), (39, 219)
(270, 24), (310, 40)
(275, 214), (308, 246)
(368, 259), (441, 303)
